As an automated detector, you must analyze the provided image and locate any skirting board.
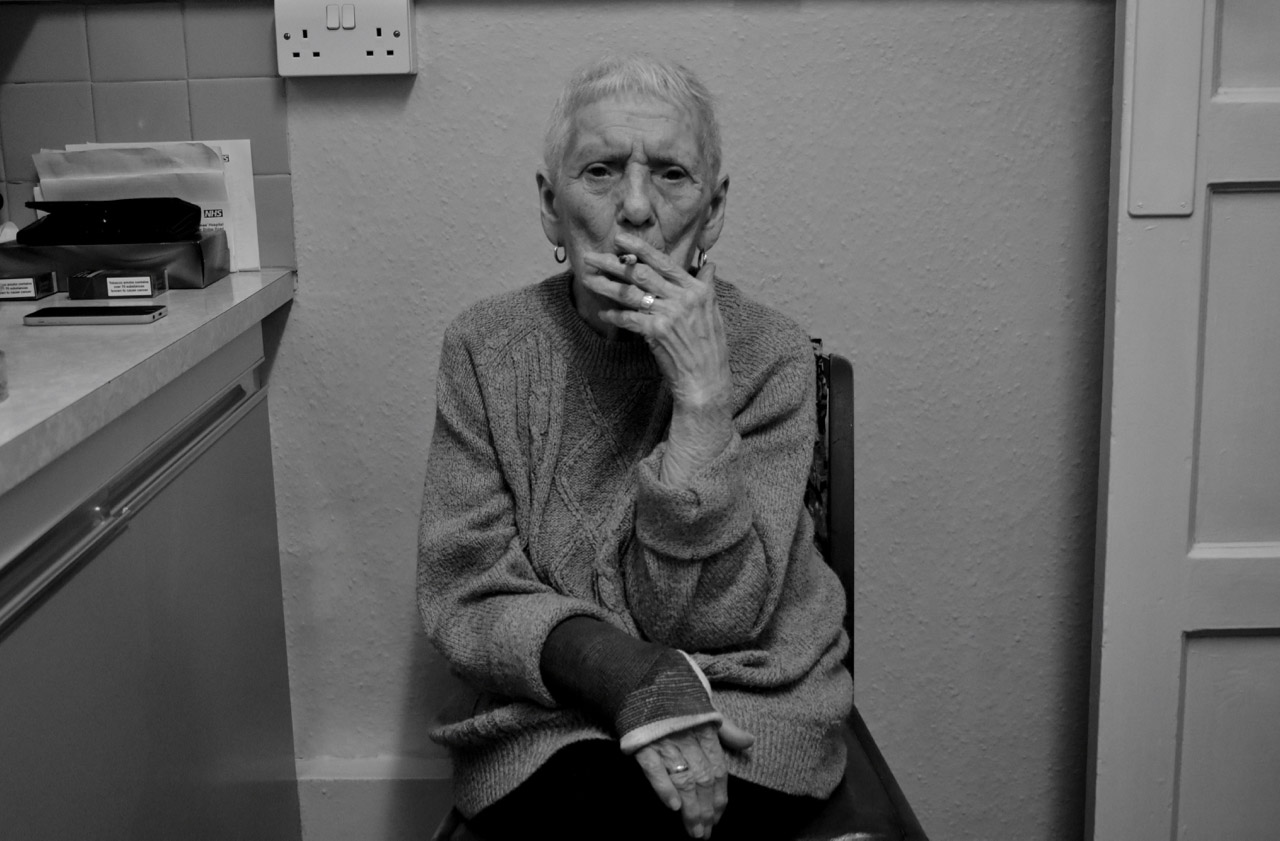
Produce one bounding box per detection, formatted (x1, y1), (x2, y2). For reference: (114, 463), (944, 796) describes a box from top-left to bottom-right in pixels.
(297, 758), (453, 841)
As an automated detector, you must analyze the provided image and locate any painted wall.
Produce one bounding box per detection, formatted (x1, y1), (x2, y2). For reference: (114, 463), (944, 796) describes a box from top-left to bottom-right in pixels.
(279, 2), (1114, 839)
(1, 2), (1115, 839)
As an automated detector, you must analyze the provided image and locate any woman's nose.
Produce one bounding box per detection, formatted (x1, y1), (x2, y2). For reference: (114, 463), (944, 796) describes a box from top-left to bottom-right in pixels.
(619, 167), (655, 226)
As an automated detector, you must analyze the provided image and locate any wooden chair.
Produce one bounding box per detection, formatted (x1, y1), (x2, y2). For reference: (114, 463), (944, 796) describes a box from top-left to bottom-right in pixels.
(796, 341), (929, 841)
(430, 342), (929, 841)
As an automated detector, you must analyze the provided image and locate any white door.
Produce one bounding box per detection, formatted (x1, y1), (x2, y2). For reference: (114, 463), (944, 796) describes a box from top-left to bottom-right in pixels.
(1089, 0), (1280, 839)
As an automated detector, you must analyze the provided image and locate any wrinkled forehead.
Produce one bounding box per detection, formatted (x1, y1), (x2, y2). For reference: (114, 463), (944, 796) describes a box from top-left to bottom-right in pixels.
(563, 94), (711, 170)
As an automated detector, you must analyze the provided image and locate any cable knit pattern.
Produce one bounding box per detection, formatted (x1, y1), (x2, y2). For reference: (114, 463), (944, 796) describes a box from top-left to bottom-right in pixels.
(418, 271), (852, 817)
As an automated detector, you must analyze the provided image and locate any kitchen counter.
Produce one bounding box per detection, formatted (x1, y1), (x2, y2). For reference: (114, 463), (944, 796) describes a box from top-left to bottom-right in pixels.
(0, 269), (302, 841)
(0, 269), (294, 497)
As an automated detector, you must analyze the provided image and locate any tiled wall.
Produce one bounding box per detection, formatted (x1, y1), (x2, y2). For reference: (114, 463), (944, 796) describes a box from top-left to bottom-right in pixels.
(0, 1), (294, 267)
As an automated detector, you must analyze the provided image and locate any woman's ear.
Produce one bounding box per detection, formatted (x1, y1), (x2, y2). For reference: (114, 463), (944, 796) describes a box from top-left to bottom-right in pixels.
(699, 174), (730, 252)
(536, 169), (561, 247)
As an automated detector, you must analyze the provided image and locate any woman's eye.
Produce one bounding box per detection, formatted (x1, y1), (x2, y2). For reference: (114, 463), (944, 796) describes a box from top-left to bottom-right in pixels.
(659, 168), (688, 182)
(585, 164), (614, 179)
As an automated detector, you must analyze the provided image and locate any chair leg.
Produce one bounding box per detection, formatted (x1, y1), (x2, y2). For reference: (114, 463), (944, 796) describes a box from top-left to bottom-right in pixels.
(429, 807), (462, 841)
(847, 708), (929, 841)
(431, 806), (494, 841)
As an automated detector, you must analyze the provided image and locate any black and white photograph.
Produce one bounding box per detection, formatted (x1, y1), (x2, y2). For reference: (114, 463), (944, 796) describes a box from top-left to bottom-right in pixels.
(1, 2), (1275, 840)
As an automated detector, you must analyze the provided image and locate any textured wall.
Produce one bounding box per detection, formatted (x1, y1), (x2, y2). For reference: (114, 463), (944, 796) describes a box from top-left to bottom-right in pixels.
(275, 2), (1114, 839)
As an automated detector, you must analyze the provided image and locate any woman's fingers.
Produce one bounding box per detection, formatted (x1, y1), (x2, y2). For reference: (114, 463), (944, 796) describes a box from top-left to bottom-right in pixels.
(579, 239), (716, 330)
(638, 725), (730, 838)
(696, 725), (730, 820)
(655, 738), (714, 837)
(631, 718), (753, 837)
(613, 232), (695, 287)
(635, 745), (682, 812)
(717, 717), (756, 752)
(637, 737), (712, 837)
(581, 252), (681, 302)
(580, 257), (718, 331)
(578, 268), (665, 316)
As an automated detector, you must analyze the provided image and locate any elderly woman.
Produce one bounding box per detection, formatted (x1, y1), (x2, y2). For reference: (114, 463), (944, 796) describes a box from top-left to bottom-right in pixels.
(418, 55), (852, 841)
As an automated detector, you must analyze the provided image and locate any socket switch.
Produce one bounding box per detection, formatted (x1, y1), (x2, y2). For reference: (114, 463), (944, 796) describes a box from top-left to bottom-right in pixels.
(275, 0), (416, 77)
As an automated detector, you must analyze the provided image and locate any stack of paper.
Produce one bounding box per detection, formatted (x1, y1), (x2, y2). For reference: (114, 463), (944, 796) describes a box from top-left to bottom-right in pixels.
(32, 140), (260, 272)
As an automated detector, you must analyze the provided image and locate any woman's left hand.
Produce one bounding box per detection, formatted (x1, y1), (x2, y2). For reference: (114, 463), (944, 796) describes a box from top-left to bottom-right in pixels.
(633, 718), (755, 838)
(581, 233), (735, 485)
(581, 233), (732, 412)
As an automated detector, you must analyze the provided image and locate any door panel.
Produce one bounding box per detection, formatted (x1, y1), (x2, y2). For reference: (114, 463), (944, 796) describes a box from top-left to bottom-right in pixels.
(1091, 0), (1280, 838)
(1193, 190), (1280, 543)
(1217, 0), (1280, 88)
(1175, 635), (1280, 838)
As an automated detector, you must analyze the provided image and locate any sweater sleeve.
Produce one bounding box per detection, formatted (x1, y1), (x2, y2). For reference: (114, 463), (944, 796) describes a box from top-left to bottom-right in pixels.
(417, 324), (612, 707)
(625, 332), (817, 651)
(541, 616), (722, 753)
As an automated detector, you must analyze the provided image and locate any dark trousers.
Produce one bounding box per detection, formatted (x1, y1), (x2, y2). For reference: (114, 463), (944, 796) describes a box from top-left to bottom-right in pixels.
(467, 739), (830, 841)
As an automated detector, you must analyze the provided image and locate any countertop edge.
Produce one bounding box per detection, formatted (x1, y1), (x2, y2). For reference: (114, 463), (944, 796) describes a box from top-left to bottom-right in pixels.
(0, 270), (295, 497)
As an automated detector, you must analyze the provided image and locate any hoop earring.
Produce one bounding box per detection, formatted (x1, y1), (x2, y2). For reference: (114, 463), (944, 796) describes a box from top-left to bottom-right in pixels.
(695, 249), (708, 269)
(553, 245), (567, 264)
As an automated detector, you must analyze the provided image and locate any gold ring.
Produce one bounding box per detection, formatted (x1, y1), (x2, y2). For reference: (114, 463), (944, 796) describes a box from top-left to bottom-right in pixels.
(641, 293), (656, 312)
(670, 762), (689, 774)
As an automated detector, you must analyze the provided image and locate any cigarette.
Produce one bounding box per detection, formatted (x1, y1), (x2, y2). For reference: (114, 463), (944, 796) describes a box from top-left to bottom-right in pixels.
(619, 253), (638, 266)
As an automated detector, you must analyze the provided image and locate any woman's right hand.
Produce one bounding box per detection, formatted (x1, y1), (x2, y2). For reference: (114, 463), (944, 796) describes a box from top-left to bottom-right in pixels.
(634, 718), (755, 838)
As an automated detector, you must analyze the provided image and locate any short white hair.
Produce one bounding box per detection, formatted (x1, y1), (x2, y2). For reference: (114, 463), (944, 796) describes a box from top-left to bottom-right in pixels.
(543, 54), (722, 184)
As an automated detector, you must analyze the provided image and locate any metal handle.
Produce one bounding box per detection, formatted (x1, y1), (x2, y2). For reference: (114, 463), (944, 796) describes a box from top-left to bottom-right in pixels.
(0, 372), (262, 638)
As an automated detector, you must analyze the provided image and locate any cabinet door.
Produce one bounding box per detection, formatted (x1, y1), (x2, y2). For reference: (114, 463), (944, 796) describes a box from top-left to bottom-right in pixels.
(0, 399), (300, 841)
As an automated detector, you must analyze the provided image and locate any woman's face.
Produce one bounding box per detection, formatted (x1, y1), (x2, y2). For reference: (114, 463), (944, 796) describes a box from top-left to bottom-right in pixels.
(538, 94), (728, 308)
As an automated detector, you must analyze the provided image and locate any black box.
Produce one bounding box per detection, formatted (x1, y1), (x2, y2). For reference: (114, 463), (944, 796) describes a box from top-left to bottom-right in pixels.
(0, 229), (229, 290)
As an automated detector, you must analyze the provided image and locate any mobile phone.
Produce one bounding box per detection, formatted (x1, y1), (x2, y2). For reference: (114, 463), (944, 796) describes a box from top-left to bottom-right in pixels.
(23, 304), (168, 326)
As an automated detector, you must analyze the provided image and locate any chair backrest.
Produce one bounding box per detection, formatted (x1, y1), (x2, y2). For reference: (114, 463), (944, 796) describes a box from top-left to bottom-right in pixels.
(806, 341), (857, 679)
(808, 340), (930, 841)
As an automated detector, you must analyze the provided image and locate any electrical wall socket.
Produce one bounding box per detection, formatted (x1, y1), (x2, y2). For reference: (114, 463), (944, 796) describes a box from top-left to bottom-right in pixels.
(275, 0), (416, 77)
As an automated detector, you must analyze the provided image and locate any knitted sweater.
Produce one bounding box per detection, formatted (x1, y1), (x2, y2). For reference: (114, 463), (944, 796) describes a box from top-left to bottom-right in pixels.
(417, 271), (852, 817)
